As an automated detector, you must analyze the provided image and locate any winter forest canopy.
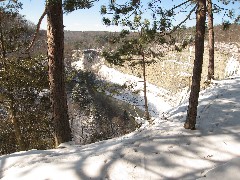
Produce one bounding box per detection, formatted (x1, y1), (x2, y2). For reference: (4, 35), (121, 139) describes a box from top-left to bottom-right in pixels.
(1, 0), (240, 179)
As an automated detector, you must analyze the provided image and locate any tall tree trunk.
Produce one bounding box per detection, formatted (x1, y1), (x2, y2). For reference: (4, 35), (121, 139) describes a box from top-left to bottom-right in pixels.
(207, 0), (214, 81)
(184, 0), (206, 130)
(47, 0), (72, 146)
(9, 101), (26, 151)
(141, 49), (150, 121)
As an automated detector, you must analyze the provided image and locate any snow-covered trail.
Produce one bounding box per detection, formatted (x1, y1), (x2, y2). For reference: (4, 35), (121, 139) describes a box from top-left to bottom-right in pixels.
(1, 77), (240, 180)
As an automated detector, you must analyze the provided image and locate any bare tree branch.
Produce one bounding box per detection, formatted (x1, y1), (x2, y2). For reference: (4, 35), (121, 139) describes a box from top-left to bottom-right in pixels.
(26, 6), (47, 52)
(168, 5), (197, 35)
(171, 0), (193, 11)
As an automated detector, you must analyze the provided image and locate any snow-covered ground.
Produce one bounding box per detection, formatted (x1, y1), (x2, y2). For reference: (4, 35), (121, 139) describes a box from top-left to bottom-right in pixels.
(97, 64), (174, 118)
(1, 54), (240, 179)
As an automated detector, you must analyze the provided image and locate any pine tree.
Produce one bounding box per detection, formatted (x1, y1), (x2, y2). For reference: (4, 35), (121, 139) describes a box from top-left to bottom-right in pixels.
(25, 0), (99, 147)
(184, 0), (206, 130)
(46, 0), (72, 146)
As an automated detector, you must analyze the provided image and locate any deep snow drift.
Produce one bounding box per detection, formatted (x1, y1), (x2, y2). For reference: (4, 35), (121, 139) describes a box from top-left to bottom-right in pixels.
(1, 75), (240, 179)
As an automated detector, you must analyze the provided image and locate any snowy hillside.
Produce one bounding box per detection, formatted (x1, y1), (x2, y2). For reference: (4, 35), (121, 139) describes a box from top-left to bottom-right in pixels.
(1, 71), (240, 179)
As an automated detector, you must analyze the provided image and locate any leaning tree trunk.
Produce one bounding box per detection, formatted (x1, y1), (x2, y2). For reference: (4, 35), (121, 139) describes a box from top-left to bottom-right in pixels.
(184, 0), (206, 130)
(47, 0), (72, 146)
(9, 101), (26, 151)
(207, 0), (214, 81)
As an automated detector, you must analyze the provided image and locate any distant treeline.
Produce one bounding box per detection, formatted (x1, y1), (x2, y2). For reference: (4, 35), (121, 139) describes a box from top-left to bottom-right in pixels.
(62, 24), (240, 52)
(37, 24), (240, 58)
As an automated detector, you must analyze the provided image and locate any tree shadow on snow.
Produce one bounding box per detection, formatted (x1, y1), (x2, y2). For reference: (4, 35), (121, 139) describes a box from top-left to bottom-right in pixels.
(1, 79), (240, 179)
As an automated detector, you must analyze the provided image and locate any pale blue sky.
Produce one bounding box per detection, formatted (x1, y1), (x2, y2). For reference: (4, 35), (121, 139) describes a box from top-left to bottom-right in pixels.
(19, 0), (118, 31)
(18, 0), (239, 31)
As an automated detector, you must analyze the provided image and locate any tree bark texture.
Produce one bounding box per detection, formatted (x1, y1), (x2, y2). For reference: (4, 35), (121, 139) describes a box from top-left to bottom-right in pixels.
(9, 102), (26, 151)
(207, 0), (214, 81)
(47, 0), (72, 146)
(184, 0), (206, 130)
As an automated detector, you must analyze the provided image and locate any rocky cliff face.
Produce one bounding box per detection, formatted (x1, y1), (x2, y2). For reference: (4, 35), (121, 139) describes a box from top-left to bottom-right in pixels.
(69, 50), (143, 145)
(68, 43), (240, 145)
